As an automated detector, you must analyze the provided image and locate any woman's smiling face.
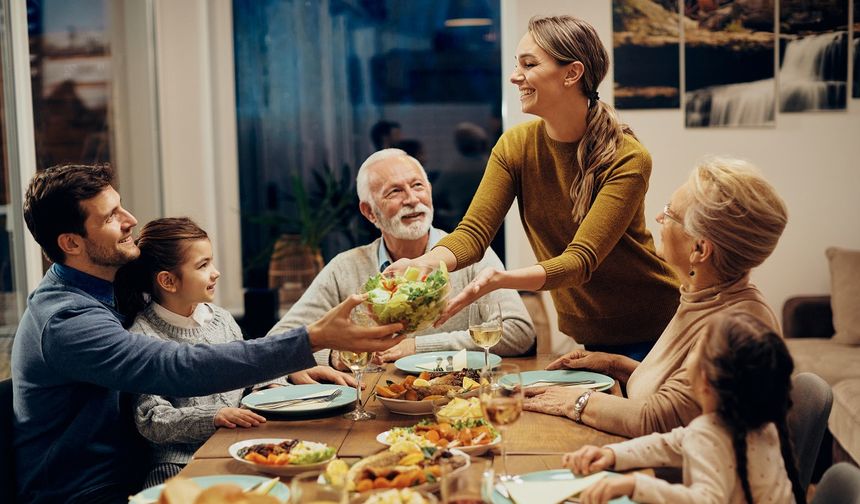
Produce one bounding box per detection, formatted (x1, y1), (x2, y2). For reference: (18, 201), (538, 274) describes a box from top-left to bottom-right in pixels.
(509, 32), (570, 117)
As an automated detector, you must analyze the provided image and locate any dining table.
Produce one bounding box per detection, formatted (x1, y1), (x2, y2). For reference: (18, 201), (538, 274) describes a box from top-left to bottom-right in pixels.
(177, 354), (632, 482)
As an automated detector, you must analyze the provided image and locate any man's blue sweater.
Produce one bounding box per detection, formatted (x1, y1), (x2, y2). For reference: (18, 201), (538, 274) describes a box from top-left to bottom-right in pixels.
(11, 264), (317, 503)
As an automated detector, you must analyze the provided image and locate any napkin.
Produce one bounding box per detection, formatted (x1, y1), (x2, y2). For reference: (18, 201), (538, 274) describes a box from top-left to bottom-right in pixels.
(503, 472), (609, 504)
(415, 349), (468, 371)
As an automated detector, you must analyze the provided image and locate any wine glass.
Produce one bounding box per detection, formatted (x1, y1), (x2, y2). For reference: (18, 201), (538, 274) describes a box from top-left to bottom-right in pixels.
(441, 457), (494, 504)
(479, 363), (523, 480)
(340, 348), (375, 420)
(291, 470), (346, 503)
(469, 301), (502, 369)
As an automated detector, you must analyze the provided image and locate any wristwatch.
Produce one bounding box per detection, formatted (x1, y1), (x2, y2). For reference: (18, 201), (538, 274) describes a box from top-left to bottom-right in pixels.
(572, 389), (593, 423)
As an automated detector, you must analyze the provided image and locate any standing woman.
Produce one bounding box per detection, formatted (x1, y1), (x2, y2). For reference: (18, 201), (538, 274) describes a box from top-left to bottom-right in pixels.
(389, 15), (679, 359)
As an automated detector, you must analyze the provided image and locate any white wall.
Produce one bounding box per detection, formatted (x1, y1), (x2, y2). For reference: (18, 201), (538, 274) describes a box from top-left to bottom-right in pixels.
(502, 0), (860, 351)
(153, 0), (244, 312)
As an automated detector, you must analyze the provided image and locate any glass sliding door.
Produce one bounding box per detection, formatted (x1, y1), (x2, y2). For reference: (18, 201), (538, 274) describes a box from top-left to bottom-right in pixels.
(0, 0), (33, 379)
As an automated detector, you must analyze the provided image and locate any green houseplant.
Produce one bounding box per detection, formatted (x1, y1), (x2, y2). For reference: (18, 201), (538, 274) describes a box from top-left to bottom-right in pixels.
(256, 164), (357, 305)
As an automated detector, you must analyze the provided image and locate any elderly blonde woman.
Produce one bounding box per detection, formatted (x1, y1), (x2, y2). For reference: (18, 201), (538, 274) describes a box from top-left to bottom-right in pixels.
(524, 157), (788, 437)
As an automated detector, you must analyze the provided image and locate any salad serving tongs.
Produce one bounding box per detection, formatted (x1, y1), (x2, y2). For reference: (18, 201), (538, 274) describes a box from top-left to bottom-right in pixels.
(254, 389), (342, 409)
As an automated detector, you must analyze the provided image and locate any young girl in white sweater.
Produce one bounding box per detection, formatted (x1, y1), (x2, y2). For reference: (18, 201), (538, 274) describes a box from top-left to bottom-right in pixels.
(563, 312), (805, 504)
(116, 217), (285, 487)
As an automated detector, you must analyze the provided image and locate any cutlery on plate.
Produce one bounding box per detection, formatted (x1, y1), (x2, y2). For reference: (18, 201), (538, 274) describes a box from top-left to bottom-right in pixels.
(253, 389), (342, 408)
(524, 379), (596, 388)
(244, 476), (280, 494)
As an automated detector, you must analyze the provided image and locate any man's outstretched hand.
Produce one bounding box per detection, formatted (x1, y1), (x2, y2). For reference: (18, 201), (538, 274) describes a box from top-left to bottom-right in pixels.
(307, 294), (404, 352)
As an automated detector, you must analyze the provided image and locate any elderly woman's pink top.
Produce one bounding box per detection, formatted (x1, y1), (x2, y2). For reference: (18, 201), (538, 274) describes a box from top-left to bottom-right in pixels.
(590, 275), (779, 437)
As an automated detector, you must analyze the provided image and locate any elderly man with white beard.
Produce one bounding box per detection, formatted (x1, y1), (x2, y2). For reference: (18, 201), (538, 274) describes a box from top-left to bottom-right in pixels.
(269, 149), (535, 371)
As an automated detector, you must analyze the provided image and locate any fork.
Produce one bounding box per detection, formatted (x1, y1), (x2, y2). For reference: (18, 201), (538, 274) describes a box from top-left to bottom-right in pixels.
(253, 389), (342, 409)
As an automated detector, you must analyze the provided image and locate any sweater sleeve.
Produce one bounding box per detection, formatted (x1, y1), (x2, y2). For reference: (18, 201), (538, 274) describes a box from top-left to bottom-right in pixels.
(583, 350), (702, 437)
(266, 256), (349, 367)
(624, 420), (736, 504)
(41, 304), (317, 397)
(224, 314), (288, 388)
(435, 139), (517, 269)
(134, 393), (220, 444)
(415, 246), (535, 355)
(539, 146), (651, 290)
(607, 426), (687, 471)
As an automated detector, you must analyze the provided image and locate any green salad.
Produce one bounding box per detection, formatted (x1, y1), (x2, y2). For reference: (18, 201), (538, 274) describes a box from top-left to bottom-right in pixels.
(362, 263), (450, 333)
(290, 441), (336, 465)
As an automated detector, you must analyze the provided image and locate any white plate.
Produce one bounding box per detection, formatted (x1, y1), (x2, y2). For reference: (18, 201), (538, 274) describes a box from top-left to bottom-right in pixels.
(376, 395), (445, 416)
(228, 438), (336, 476)
(376, 429), (501, 456)
(128, 475), (289, 503)
(394, 351), (502, 374)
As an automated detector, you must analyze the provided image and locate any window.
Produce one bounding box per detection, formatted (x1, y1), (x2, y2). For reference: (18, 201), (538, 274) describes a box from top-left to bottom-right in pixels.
(233, 0), (504, 290)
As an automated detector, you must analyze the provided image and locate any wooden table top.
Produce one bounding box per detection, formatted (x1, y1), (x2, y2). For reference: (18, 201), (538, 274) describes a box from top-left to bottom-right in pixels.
(179, 354), (628, 480)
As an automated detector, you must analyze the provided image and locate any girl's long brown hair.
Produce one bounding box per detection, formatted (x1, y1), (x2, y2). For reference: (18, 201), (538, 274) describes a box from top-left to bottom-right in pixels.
(527, 15), (635, 223)
(701, 312), (806, 504)
(115, 217), (208, 326)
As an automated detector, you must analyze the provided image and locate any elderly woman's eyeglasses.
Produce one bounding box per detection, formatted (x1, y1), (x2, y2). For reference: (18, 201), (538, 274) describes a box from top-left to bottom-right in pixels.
(660, 204), (685, 227)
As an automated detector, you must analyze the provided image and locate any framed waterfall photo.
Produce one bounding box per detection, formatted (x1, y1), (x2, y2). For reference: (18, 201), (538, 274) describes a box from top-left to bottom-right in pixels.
(779, 0), (850, 112)
(683, 0), (776, 128)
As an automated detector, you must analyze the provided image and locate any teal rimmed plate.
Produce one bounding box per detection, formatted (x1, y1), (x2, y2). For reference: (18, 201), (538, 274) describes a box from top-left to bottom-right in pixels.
(129, 475), (289, 503)
(510, 369), (614, 392)
(394, 351), (502, 374)
(241, 384), (356, 415)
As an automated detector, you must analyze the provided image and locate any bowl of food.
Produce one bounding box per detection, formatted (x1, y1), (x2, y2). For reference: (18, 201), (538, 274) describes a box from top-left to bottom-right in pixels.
(375, 370), (481, 415)
(228, 438), (336, 476)
(326, 444), (469, 495)
(362, 263), (450, 334)
(433, 396), (485, 424)
(377, 419), (500, 456)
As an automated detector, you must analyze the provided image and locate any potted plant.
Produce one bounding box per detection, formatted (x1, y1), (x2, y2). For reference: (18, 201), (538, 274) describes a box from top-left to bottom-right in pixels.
(255, 164), (357, 306)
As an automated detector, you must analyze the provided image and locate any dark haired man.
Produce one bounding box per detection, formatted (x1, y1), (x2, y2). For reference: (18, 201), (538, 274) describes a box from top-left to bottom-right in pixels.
(12, 164), (403, 504)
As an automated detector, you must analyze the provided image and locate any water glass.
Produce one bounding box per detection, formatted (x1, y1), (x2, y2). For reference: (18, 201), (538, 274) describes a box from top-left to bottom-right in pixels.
(441, 457), (494, 504)
(290, 471), (346, 504)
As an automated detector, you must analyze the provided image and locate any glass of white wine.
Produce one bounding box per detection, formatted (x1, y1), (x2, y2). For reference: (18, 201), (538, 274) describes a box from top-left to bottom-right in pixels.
(469, 301), (502, 370)
(479, 363), (522, 480)
(340, 349), (375, 420)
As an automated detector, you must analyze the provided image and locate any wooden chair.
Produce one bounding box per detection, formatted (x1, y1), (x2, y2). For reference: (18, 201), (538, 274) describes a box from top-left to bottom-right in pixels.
(519, 291), (551, 354)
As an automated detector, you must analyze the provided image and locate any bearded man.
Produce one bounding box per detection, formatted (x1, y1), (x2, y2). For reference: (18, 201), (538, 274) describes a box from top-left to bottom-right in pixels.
(269, 149), (535, 368)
